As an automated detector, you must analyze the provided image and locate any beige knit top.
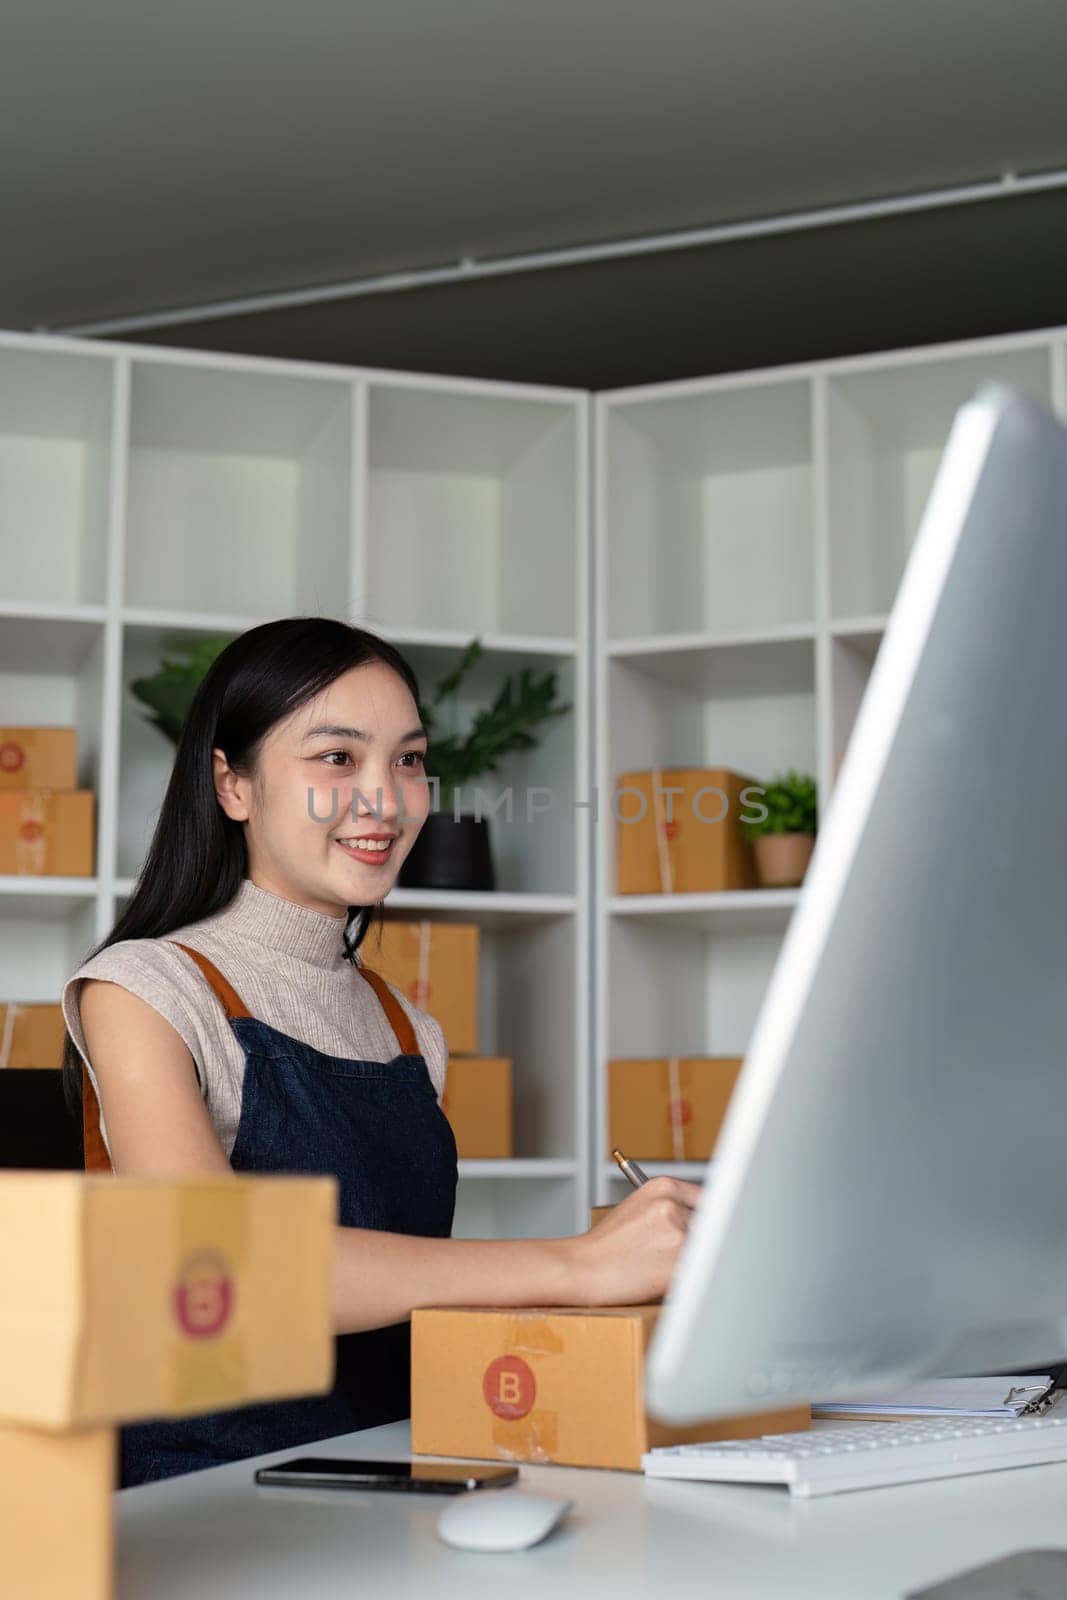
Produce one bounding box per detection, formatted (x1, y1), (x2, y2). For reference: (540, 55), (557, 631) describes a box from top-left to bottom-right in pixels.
(61, 877), (448, 1165)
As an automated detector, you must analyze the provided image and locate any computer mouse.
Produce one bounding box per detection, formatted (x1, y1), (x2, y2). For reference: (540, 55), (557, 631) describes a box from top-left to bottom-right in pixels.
(435, 1489), (574, 1552)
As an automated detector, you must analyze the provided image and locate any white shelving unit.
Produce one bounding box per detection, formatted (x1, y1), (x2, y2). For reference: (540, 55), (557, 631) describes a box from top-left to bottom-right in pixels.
(4, 320), (1067, 1233)
(594, 328), (1065, 1205)
(0, 330), (588, 1242)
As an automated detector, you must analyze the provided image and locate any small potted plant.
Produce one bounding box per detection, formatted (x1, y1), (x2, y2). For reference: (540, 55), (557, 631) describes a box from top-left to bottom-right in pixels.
(401, 638), (571, 892)
(741, 770), (817, 889)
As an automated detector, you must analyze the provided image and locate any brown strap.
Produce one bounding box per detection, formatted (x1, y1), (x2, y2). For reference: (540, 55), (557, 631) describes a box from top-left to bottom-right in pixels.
(82, 1062), (113, 1174)
(167, 942), (252, 1020)
(359, 967), (419, 1057)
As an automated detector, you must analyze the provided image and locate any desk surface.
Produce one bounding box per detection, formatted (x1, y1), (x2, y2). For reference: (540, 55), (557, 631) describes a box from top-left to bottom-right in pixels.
(116, 1420), (1067, 1599)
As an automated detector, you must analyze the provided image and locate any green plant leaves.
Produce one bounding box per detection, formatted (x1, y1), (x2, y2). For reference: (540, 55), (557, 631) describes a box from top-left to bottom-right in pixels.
(128, 636), (235, 746)
(741, 769), (817, 842)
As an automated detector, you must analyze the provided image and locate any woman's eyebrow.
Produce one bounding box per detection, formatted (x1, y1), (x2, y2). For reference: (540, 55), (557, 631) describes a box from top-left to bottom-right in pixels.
(301, 723), (428, 743)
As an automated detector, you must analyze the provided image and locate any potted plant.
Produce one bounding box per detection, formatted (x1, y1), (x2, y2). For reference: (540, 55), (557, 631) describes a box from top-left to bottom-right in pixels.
(741, 770), (817, 889)
(401, 638), (571, 892)
(129, 636), (236, 743)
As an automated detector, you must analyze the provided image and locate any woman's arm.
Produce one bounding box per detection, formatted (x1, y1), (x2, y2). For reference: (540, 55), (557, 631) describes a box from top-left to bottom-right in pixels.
(80, 981), (700, 1328)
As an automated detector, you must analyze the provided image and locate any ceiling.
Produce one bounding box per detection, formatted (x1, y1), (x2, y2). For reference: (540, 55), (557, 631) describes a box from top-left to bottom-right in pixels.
(4, 0), (1067, 387)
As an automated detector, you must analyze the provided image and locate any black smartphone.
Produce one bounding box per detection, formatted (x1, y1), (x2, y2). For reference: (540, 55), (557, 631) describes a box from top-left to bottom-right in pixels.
(254, 1457), (520, 1494)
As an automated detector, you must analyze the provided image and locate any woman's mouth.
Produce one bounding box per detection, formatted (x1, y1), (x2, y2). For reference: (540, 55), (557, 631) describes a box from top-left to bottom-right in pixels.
(334, 835), (398, 866)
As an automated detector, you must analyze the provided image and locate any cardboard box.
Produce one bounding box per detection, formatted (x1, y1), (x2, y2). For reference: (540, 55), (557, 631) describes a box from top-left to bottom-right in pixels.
(362, 919), (479, 1053)
(412, 1305), (809, 1472)
(615, 767), (759, 894)
(0, 1003), (67, 1070)
(0, 1424), (114, 1600)
(442, 1056), (512, 1158)
(0, 726), (77, 791)
(609, 1056), (744, 1162)
(0, 789), (94, 876)
(0, 1173), (336, 1429)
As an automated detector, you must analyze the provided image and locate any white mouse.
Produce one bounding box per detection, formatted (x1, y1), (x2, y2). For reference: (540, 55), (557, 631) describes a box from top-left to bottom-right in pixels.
(435, 1489), (574, 1552)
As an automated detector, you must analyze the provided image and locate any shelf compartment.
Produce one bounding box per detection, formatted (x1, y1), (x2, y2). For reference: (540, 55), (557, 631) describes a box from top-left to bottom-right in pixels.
(603, 379), (813, 640)
(125, 361), (354, 617)
(827, 347), (1053, 619)
(608, 889), (800, 935)
(452, 1173), (579, 1239)
(0, 895), (99, 1003)
(398, 641), (579, 897)
(0, 345), (116, 607)
(0, 615), (108, 798)
(606, 640), (817, 837)
(365, 385), (579, 641)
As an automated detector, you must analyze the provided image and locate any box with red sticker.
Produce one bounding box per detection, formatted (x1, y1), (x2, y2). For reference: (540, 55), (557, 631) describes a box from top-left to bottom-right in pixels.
(0, 727), (78, 791)
(0, 789), (94, 875)
(608, 1056), (744, 1163)
(361, 918), (479, 1053)
(615, 767), (758, 894)
(411, 1305), (809, 1472)
(0, 1172), (336, 1429)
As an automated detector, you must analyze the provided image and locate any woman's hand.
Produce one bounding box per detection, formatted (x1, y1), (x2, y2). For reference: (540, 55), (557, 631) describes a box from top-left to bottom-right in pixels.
(564, 1176), (704, 1307)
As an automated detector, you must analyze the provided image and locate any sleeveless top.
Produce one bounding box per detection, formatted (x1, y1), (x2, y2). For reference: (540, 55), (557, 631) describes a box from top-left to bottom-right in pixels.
(83, 941), (458, 1487)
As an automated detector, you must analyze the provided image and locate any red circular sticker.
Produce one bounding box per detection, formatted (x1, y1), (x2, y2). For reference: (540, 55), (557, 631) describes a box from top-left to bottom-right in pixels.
(0, 742), (24, 773)
(19, 821), (44, 844)
(482, 1354), (536, 1420)
(667, 1097), (693, 1126)
(172, 1249), (235, 1339)
(409, 979), (431, 1005)
(663, 819), (680, 841)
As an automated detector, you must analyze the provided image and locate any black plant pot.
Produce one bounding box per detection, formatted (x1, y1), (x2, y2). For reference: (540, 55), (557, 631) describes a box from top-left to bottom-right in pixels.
(398, 813), (496, 892)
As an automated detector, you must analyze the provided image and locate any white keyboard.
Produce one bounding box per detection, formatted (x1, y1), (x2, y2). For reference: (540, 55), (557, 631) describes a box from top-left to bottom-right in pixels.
(642, 1414), (1067, 1497)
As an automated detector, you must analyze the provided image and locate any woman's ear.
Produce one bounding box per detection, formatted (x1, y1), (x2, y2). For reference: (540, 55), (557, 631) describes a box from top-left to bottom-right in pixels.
(213, 747), (251, 823)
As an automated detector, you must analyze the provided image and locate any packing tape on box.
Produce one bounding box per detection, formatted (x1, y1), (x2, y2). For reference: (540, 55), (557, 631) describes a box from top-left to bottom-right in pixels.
(165, 1185), (250, 1411)
(15, 791), (49, 874)
(0, 1003), (24, 1070)
(417, 920), (431, 1009)
(650, 768), (674, 895)
(667, 1054), (686, 1163)
(486, 1315), (563, 1464)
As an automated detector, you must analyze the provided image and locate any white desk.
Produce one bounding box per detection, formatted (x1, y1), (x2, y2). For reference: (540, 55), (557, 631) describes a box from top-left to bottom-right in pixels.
(115, 1420), (1067, 1598)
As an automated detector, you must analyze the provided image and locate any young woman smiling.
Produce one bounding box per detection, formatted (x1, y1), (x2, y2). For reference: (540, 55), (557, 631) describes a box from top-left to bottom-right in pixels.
(60, 617), (700, 1487)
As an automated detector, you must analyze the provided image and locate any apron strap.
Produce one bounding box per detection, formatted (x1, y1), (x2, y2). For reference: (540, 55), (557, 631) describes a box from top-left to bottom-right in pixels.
(82, 1062), (113, 1174)
(167, 942), (253, 1020)
(358, 967), (420, 1057)
(169, 939), (419, 1057)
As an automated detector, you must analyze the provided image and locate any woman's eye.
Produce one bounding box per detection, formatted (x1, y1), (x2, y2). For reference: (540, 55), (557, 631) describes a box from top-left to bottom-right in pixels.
(398, 751), (426, 769)
(321, 751), (352, 767)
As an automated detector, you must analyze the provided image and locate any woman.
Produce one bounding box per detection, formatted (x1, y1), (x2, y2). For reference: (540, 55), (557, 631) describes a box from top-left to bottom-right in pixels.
(60, 616), (700, 1487)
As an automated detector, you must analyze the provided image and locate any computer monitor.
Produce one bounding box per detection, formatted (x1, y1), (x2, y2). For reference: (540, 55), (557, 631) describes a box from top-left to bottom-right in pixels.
(645, 384), (1067, 1424)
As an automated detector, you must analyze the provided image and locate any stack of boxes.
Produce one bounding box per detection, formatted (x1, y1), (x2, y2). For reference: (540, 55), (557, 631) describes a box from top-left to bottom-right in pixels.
(0, 1172), (335, 1598)
(362, 918), (512, 1158)
(0, 726), (94, 1072)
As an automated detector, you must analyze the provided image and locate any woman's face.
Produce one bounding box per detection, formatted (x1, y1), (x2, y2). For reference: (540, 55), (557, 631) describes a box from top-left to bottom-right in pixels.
(214, 661), (431, 918)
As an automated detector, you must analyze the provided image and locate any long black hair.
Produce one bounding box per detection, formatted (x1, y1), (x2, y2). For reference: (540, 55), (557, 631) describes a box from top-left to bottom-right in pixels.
(60, 616), (422, 1123)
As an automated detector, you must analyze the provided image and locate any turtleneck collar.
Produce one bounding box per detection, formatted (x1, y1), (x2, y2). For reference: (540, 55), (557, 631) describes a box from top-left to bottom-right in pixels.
(204, 877), (353, 970)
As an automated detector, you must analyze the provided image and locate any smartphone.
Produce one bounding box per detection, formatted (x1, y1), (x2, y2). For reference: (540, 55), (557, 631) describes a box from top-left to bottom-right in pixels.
(254, 1457), (520, 1494)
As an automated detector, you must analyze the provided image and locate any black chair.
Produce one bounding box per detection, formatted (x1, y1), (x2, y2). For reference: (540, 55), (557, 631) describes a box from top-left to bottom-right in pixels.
(0, 1069), (84, 1169)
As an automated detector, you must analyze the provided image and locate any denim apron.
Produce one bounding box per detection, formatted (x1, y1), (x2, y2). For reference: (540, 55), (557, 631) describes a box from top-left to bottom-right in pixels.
(80, 940), (457, 1488)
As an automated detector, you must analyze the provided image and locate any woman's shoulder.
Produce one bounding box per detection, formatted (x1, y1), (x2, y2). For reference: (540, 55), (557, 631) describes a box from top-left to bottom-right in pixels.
(66, 935), (201, 991)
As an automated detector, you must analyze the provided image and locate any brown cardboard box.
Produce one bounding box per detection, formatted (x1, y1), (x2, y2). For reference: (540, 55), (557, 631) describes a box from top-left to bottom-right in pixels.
(0, 1424), (114, 1600)
(0, 789), (94, 875)
(615, 767), (759, 894)
(362, 919), (479, 1053)
(0, 1172), (336, 1429)
(412, 1305), (809, 1471)
(0, 1003), (67, 1069)
(609, 1056), (744, 1162)
(0, 727), (77, 791)
(442, 1056), (512, 1158)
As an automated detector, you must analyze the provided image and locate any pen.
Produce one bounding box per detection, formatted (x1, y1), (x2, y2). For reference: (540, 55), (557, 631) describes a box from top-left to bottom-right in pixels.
(612, 1148), (649, 1189)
